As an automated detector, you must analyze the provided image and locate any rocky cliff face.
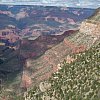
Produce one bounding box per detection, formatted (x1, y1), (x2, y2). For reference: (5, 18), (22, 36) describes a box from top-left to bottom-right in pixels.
(22, 32), (99, 89)
(80, 8), (100, 37)
(80, 20), (100, 37)
(20, 8), (100, 90)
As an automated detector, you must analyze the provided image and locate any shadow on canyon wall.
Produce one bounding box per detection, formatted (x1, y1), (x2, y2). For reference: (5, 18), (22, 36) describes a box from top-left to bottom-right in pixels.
(0, 30), (76, 90)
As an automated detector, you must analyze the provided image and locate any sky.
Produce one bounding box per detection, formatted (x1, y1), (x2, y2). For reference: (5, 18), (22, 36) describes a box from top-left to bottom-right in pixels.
(0, 0), (100, 8)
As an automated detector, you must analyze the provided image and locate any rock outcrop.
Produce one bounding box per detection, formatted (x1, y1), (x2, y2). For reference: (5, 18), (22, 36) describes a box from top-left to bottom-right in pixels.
(80, 20), (100, 37)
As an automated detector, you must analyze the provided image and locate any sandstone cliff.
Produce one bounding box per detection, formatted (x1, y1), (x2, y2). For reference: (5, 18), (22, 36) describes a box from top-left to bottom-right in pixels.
(20, 8), (100, 90)
(80, 20), (100, 37)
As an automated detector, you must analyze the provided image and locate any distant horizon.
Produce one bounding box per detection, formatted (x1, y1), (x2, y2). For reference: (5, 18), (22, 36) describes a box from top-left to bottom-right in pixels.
(0, 0), (100, 9)
(0, 3), (99, 9)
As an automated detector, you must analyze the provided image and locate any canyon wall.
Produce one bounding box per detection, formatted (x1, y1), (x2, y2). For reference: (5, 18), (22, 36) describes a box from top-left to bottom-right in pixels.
(80, 20), (100, 37)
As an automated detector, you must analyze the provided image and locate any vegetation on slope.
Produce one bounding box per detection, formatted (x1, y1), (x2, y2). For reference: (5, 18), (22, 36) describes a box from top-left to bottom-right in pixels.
(24, 43), (100, 100)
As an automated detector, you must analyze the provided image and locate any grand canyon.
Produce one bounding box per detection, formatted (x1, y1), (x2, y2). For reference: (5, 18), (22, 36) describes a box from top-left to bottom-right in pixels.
(0, 5), (100, 100)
